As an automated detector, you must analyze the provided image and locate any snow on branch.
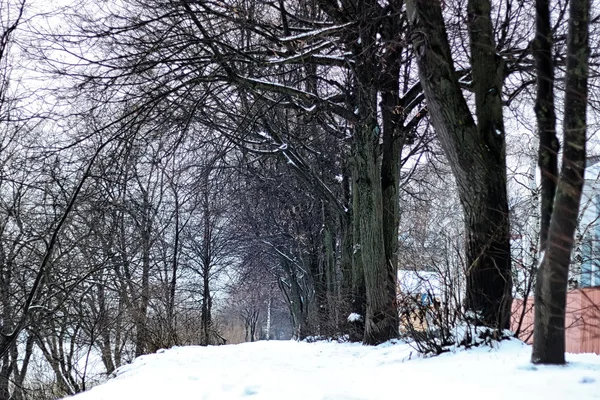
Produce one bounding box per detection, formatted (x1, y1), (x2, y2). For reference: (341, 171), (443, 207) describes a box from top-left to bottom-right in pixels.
(279, 22), (355, 43)
(267, 42), (332, 65)
(235, 75), (356, 121)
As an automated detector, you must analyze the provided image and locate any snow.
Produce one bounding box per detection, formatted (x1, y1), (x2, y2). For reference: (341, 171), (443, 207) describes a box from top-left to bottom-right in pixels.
(298, 104), (317, 113)
(311, 54), (348, 62)
(279, 23), (354, 43)
(347, 312), (362, 322)
(257, 131), (273, 140)
(267, 42), (331, 64)
(398, 269), (442, 297)
(64, 339), (600, 400)
(458, 75), (472, 85)
(283, 152), (297, 167)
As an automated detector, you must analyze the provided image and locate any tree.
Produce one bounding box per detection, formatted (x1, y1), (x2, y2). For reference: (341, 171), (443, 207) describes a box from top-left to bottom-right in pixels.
(534, 0), (559, 251)
(407, 0), (513, 329)
(181, 150), (239, 346)
(56, 0), (433, 344)
(532, 0), (590, 364)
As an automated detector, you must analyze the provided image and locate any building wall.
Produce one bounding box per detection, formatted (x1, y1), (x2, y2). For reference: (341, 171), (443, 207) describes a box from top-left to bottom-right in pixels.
(511, 288), (600, 354)
(577, 162), (600, 287)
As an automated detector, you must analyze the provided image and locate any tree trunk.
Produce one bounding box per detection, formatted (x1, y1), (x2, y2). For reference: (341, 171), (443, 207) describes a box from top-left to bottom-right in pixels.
(407, 0), (512, 329)
(351, 1), (399, 345)
(534, 0), (559, 251)
(250, 313), (258, 342)
(201, 272), (212, 345)
(532, 0), (589, 364)
(135, 194), (152, 357)
(279, 258), (309, 340)
(12, 332), (34, 400)
(349, 169), (366, 342)
(167, 188), (180, 346)
(466, 0), (513, 329)
(340, 170), (354, 319)
(380, 37), (403, 343)
(201, 171), (213, 346)
(266, 295), (271, 340)
(0, 352), (9, 400)
(322, 205), (337, 332)
(97, 278), (116, 374)
(0, 262), (12, 400)
(354, 118), (398, 344)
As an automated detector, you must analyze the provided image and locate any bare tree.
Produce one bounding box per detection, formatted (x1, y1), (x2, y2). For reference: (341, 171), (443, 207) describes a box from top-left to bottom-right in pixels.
(534, 0), (559, 251)
(407, 0), (513, 330)
(532, 0), (590, 365)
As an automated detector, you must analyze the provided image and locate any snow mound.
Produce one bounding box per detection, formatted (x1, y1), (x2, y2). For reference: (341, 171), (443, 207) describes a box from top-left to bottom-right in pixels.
(65, 339), (600, 400)
(347, 313), (362, 322)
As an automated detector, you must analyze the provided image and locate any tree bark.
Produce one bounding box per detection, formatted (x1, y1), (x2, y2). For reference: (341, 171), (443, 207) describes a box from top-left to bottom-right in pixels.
(279, 258), (310, 340)
(201, 177), (212, 346)
(532, 0), (589, 364)
(350, 0), (400, 345)
(135, 191), (152, 357)
(407, 0), (512, 329)
(353, 119), (398, 343)
(379, 28), (403, 343)
(97, 276), (115, 374)
(349, 177), (366, 342)
(534, 0), (559, 251)
(266, 295), (271, 340)
(167, 186), (180, 346)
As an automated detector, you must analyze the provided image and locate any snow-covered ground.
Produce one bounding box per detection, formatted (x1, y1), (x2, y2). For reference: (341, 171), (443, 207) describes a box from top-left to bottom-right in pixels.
(65, 339), (600, 400)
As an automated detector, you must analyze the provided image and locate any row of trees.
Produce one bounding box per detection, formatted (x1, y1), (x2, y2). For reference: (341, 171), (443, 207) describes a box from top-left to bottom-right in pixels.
(0, 0), (595, 396)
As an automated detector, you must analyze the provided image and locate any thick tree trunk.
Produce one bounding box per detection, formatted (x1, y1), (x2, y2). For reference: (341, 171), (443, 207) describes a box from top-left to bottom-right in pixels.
(350, 0), (399, 345)
(353, 119), (398, 344)
(348, 163), (366, 342)
(532, 0), (589, 364)
(12, 333), (33, 400)
(0, 352), (9, 400)
(534, 0), (559, 250)
(466, 0), (513, 329)
(407, 0), (512, 329)
(380, 41), (403, 341)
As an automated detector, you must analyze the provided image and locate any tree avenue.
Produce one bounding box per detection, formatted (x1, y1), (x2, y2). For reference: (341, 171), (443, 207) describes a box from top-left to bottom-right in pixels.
(0, 0), (594, 396)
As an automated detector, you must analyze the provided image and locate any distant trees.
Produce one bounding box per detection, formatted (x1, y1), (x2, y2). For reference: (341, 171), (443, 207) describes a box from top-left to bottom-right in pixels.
(51, 0), (436, 345)
(180, 150), (240, 346)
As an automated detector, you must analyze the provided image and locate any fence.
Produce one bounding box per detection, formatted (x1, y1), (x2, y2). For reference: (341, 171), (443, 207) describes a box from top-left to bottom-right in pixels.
(511, 287), (600, 354)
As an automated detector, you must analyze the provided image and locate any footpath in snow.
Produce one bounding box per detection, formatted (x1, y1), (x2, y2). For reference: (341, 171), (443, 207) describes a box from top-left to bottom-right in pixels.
(66, 339), (600, 400)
